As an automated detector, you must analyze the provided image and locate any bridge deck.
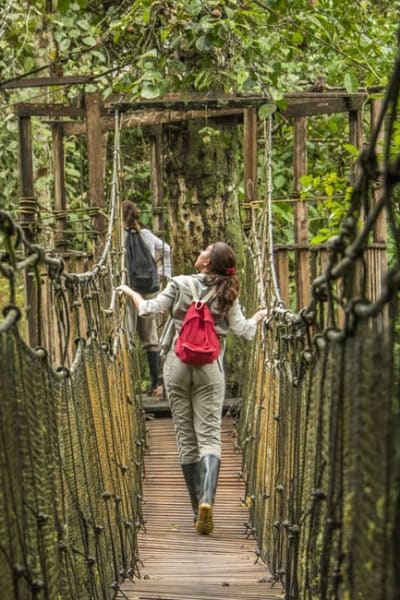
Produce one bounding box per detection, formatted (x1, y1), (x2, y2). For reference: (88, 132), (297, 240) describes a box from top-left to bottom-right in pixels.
(118, 416), (283, 600)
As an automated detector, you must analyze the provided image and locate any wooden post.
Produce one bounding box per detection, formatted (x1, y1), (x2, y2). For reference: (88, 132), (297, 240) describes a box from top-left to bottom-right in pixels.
(275, 249), (290, 306)
(370, 99), (386, 247)
(149, 126), (164, 236)
(370, 98), (387, 300)
(293, 117), (311, 309)
(52, 123), (67, 253)
(347, 108), (364, 301)
(18, 115), (39, 347)
(349, 109), (363, 182)
(85, 92), (106, 259)
(243, 108), (258, 228)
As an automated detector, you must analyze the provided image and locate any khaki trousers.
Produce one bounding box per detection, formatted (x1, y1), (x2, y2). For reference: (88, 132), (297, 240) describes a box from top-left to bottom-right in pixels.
(163, 350), (225, 464)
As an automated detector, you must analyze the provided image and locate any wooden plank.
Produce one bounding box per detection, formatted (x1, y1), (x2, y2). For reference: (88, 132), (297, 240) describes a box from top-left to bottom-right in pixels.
(106, 92), (270, 112)
(15, 103), (85, 118)
(1, 75), (92, 89)
(116, 418), (283, 600)
(282, 94), (367, 118)
(54, 108), (244, 136)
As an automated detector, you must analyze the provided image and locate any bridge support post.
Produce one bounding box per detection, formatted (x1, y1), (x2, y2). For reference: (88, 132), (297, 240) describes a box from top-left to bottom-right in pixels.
(18, 114), (40, 347)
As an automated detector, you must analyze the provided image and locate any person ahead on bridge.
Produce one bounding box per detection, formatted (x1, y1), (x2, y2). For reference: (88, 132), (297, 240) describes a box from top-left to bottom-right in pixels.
(122, 199), (172, 397)
(117, 241), (268, 535)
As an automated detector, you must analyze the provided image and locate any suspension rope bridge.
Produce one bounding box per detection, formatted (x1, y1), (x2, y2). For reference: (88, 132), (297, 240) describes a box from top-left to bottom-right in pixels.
(1, 58), (400, 600)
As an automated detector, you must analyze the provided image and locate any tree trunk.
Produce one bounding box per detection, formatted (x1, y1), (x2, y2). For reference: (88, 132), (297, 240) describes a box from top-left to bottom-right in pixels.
(163, 117), (245, 273)
(163, 117), (251, 397)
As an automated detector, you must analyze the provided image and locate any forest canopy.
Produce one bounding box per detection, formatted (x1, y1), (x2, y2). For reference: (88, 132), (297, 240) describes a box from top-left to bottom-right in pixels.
(0, 0), (399, 226)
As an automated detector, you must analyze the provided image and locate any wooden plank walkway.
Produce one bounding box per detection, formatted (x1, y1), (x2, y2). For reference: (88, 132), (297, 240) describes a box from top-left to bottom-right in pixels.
(117, 417), (283, 600)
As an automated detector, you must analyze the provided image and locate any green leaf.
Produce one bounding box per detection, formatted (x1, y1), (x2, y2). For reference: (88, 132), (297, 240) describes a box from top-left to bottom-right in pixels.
(258, 103), (276, 120)
(343, 143), (360, 157)
(273, 174), (286, 190)
(77, 19), (90, 31)
(300, 174), (313, 188)
(82, 36), (97, 46)
(57, 0), (70, 14)
(195, 36), (210, 51)
(292, 31), (303, 45)
(141, 85), (161, 99)
(343, 71), (359, 93)
(59, 37), (71, 51)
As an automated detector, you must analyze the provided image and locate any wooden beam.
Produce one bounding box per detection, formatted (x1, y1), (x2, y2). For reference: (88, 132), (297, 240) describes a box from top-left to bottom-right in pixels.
(105, 91), (271, 112)
(281, 94), (367, 118)
(243, 108), (258, 226)
(370, 97), (387, 303)
(85, 92), (106, 259)
(274, 249), (290, 306)
(15, 92), (369, 122)
(17, 116), (40, 347)
(15, 103), (85, 118)
(293, 117), (311, 309)
(1, 75), (92, 90)
(18, 117), (34, 199)
(52, 123), (67, 253)
(49, 108), (244, 136)
(349, 108), (363, 181)
(370, 98), (386, 245)
(149, 127), (164, 237)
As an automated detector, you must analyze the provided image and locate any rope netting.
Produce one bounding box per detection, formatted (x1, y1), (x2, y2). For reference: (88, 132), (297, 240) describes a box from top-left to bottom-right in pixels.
(0, 113), (146, 598)
(239, 56), (400, 598)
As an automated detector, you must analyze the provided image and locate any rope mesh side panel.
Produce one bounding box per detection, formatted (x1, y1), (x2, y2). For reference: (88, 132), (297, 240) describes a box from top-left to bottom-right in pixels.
(0, 326), (144, 599)
(237, 46), (400, 600)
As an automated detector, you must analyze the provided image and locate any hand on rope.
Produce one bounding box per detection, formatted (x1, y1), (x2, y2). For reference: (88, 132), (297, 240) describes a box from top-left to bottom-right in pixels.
(252, 307), (269, 324)
(115, 283), (144, 311)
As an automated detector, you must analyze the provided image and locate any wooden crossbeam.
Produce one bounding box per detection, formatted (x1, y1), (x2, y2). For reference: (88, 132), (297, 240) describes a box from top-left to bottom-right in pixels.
(13, 91), (370, 121)
(1, 75), (92, 89)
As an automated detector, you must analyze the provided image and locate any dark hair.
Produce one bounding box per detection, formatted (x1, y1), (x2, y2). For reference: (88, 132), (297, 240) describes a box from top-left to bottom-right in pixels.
(206, 241), (240, 314)
(122, 200), (141, 230)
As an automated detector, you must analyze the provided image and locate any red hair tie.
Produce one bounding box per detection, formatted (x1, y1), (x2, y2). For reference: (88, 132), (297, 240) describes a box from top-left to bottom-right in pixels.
(225, 267), (236, 276)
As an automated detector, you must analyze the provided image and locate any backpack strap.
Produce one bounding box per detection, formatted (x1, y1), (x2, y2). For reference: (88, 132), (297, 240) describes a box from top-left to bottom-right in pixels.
(187, 277), (216, 304)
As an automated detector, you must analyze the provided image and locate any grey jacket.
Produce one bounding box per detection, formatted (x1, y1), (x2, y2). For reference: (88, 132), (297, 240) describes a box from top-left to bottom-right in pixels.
(138, 274), (257, 344)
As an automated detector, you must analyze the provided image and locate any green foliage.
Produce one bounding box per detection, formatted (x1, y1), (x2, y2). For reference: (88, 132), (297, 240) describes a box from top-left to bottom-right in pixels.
(0, 0), (399, 249)
(300, 171), (353, 243)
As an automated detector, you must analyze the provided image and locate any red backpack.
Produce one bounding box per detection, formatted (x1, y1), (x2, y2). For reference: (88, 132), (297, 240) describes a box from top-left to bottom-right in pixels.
(175, 278), (220, 365)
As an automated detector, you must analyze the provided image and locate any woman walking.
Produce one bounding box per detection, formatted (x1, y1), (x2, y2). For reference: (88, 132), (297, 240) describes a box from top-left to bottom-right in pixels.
(117, 241), (268, 535)
(122, 199), (172, 396)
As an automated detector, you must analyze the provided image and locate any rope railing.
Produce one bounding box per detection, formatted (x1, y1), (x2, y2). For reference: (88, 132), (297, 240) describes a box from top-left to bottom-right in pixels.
(0, 109), (147, 599)
(238, 52), (400, 600)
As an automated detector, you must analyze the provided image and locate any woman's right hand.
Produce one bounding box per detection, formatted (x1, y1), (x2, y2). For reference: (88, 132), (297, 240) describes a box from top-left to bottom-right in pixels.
(253, 308), (269, 324)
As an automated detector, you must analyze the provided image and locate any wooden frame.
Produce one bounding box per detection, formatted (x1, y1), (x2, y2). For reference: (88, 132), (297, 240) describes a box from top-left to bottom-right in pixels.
(14, 87), (384, 343)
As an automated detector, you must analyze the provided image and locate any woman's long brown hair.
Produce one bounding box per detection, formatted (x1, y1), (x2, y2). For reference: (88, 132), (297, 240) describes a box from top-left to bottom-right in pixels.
(206, 241), (240, 314)
(122, 200), (141, 230)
